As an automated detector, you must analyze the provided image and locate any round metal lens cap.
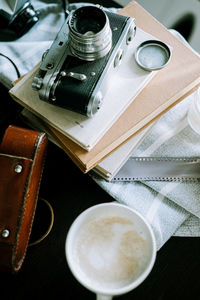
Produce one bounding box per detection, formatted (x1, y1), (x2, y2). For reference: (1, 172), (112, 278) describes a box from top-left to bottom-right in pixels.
(135, 40), (171, 71)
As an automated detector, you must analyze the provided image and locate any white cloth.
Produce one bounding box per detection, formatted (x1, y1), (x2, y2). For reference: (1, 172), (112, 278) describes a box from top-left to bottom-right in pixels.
(1, 0), (200, 250)
(93, 94), (200, 249)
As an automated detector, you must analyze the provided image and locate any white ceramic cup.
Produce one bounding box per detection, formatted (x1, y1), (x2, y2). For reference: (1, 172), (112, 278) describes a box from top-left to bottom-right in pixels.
(65, 203), (156, 300)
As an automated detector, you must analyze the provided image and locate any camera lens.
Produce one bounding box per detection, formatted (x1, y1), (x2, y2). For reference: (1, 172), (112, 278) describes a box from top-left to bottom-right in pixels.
(69, 6), (112, 61)
(71, 6), (106, 35)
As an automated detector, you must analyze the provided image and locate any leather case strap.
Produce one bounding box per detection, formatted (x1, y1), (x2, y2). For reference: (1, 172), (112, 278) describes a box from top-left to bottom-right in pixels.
(0, 125), (47, 273)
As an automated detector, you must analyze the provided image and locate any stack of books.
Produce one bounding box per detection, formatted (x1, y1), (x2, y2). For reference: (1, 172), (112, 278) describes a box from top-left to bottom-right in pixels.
(9, 2), (200, 180)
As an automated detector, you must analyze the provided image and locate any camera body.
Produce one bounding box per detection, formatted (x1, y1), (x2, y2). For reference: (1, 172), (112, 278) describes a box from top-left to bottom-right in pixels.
(32, 6), (136, 117)
(0, 0), (39, 39)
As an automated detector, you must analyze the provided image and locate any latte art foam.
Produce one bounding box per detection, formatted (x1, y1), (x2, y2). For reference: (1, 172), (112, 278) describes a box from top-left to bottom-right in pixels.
(74, 216), (148, 289)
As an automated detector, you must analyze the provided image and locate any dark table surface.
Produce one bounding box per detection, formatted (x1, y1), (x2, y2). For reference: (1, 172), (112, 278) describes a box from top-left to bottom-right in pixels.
(1, 1), (200, 298)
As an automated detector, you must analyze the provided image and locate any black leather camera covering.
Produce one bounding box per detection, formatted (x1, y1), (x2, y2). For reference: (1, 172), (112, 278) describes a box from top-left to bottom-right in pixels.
(54, 12), (129, 116)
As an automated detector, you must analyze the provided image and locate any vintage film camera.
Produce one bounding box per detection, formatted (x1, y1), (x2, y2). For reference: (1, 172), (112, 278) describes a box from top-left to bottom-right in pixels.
(0, 0), (39, 39)
(32, 5), (136, 117)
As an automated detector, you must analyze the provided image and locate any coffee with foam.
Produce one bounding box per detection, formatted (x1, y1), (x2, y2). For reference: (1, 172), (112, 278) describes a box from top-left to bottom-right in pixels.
(73, 215), (149, 289)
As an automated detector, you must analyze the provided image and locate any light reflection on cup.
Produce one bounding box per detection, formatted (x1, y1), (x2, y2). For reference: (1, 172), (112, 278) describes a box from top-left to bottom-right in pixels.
(65, 203), (156, 300)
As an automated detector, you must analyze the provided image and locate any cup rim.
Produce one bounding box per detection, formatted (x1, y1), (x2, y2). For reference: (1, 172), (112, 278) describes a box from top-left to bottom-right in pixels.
(65, 202), (157, 296)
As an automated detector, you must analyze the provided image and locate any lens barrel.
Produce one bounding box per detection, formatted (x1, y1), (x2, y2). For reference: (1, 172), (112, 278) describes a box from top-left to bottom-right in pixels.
(68, 6), (112, 61)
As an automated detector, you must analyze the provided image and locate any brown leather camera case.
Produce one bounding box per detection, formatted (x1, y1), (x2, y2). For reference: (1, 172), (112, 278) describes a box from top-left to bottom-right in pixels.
(0, 125), (47, 273)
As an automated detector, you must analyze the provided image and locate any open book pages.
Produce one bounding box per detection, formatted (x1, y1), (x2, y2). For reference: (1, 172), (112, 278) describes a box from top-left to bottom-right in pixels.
(9, 27), (157, 151)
